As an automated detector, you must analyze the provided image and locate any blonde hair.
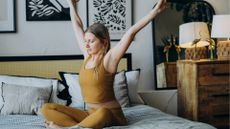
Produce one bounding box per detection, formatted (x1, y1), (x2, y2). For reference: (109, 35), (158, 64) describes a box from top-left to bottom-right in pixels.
(85, 23), (110, 79)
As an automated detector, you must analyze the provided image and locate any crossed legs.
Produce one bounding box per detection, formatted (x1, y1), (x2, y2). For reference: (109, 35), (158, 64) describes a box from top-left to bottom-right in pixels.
(41, 103), (113, 129)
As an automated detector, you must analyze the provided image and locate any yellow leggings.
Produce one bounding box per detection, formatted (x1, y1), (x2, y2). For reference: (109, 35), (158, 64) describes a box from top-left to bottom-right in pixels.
(40, 103), (127, 129)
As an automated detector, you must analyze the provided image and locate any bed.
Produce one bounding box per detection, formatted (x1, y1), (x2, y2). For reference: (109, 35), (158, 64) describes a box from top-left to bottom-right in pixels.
(0, 54), (216, 129)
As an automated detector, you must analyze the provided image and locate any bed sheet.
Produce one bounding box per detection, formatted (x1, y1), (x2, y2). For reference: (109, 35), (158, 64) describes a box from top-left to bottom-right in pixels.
(0, 105), (216, 129)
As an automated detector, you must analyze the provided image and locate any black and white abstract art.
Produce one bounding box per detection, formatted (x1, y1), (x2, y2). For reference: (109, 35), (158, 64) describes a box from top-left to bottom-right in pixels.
(87, 0), (132, 41)
(26, 0), (70, 21)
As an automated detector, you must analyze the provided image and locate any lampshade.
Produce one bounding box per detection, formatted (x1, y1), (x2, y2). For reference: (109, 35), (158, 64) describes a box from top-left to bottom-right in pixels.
(179, 22), (210, 48)
(211, 15), (230, 38)
(211, 15), (230, 60)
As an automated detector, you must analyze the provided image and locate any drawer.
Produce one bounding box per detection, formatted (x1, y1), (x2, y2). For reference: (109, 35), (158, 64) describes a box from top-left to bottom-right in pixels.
(199, 85), (229, 105)
(198, 63), (230, 86)
(199, 104), (229, 128)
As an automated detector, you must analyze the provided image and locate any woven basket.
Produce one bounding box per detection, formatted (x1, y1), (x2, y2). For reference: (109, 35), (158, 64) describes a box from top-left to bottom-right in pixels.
(185, 47), (207, 60)
(217, 41), (230, 60)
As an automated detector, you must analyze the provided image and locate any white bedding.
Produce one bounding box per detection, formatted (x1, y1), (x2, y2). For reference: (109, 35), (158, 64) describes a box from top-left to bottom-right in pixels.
(0, 105), (216, 129)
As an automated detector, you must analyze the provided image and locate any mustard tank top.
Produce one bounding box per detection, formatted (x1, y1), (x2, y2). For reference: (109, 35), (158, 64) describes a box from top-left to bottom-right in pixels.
(79, 57), (116, 103)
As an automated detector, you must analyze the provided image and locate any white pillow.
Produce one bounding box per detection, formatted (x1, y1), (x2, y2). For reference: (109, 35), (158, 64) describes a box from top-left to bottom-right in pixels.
(0, 74), (65, 104)
(125, 69), (144, 104)
(59, 72), (85, 110)
(114, 71), (130, 107)
(0, 82), (52, 115)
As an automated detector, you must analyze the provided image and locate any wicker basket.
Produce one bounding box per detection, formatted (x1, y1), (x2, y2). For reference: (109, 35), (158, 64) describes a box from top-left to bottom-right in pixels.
(217, 41), (230, 60)
(185, 47), (207, 60)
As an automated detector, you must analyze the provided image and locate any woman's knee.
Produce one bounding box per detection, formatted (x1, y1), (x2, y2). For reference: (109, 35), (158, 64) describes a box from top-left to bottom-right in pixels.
(96, 108), (112, 119)
(40, 103), (57, 114)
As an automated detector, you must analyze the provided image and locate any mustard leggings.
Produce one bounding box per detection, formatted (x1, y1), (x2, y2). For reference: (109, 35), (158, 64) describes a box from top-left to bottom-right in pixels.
(40, 103), (127, 129)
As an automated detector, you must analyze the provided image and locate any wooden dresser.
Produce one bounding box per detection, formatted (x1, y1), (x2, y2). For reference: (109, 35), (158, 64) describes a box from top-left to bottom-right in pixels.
(156, 62), (177, 88)
(177, 59), (230, 129)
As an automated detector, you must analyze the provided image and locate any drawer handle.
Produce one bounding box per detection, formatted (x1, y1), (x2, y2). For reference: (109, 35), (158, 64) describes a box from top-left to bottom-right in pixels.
(212, 68), (230, 76)
(209, 93), (230, 97)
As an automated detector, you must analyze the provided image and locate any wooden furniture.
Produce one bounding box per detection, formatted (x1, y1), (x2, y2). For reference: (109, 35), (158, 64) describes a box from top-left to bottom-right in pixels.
(177, 59), (230, 129)
(156, 62), (177, 88)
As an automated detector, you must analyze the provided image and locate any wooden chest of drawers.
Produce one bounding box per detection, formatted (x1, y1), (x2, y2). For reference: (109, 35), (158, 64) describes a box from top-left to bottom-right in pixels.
(156, 62), (177, 88)
(177, 60), (230, 129)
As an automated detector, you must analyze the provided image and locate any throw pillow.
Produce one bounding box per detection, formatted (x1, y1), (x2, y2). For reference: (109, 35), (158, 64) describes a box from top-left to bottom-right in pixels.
(0, 82), (52, 115)
(125, 69), (144, 104)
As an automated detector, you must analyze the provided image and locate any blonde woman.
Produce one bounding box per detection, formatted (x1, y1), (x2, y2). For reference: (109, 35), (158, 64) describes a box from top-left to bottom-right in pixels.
(41, 0), (166, 129)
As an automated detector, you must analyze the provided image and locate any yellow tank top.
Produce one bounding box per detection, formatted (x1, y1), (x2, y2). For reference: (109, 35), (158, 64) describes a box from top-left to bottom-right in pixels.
(79, 57), (116, 103)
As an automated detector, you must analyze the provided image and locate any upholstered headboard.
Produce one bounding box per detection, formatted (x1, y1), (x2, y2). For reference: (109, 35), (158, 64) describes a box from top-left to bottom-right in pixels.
(0, 54), (132, 79)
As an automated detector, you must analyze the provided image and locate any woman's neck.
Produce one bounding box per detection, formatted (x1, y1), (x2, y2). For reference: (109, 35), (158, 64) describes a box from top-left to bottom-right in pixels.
(90, 54), (99, 61)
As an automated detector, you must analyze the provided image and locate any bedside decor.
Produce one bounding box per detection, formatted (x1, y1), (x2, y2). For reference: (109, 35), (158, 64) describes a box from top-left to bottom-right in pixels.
(179, 22), (210, 59)
(211, 15), (230, 60)
(152, 0), (215, 90)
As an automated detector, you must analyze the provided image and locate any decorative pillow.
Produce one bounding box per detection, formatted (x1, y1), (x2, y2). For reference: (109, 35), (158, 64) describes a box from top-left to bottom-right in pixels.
(56, 81), (68, 105)
(125, 69), (144, 104)
(113, 71), (130, 107)
(57, 81), (72, 106)
(0, 74), (66, 105)
(0, 82), (52, 115)
(59, 72), (85, 110)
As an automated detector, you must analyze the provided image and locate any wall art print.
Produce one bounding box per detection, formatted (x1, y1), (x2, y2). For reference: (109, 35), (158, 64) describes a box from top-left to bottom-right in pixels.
(87, 0), (132, 41)
(26, 0), (70, 21)
(0, 0), (16, 33)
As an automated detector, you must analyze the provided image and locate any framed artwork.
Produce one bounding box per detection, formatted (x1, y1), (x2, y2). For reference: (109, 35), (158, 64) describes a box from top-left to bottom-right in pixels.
(26, 0), (70, 21)
(0, 0), (16, 33)
(87, 0), (133, 41)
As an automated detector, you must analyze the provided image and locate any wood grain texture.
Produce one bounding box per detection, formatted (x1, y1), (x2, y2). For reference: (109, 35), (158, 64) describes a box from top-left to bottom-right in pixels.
(177, 59), (230, 129)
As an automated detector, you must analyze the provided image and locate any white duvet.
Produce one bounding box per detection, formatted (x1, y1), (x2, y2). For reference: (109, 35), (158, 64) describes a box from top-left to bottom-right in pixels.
(0, 105), (216, 129)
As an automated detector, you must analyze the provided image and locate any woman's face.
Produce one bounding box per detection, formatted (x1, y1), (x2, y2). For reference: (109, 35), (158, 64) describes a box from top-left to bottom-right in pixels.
(84, 32), (104, 55)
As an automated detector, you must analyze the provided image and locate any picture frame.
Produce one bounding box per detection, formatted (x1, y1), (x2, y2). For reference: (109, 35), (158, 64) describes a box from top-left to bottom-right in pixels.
(87, 0), (133, 41)
(0, 0), (16, 33)
(26, 0), (70, 21)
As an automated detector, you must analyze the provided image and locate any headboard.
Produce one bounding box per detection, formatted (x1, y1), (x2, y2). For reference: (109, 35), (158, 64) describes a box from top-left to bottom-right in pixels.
(0, 53), (132, 79)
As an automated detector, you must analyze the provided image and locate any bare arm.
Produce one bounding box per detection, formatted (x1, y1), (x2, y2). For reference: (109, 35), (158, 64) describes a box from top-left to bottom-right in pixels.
(67, 0), (88, 57)
(105, 0), (166, 72)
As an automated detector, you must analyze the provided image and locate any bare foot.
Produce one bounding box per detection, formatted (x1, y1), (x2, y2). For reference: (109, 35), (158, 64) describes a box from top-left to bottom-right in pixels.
(44, 120), (62, 129)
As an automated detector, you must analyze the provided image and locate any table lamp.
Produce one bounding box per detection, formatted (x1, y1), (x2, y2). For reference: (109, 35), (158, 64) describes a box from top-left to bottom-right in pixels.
(211, 15), (230, 60)
(179, 22), (210, 59)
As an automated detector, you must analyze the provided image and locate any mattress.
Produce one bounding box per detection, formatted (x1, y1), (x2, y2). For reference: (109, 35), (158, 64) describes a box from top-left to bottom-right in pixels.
(0, 105), (216, 129)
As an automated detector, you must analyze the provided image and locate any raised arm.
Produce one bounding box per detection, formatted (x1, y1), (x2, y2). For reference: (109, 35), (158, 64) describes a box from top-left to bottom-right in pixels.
(67, 0), (88, 57)
(106, 0), (166, 68)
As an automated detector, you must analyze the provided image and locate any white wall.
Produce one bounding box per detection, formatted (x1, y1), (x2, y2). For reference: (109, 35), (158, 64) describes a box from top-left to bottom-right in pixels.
(0, 0), (229, 115)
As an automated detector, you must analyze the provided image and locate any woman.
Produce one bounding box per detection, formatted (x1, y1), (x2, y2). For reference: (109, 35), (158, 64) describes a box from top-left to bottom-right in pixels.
(41, 0), (166, 129)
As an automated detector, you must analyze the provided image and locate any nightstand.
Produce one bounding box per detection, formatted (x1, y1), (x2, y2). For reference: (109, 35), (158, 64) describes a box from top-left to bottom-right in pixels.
(156, 62), (177, 88)
(177, 59), (230, 129)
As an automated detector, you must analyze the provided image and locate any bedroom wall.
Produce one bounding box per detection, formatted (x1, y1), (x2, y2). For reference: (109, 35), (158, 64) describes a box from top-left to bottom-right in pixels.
(0, 0), (229, 115)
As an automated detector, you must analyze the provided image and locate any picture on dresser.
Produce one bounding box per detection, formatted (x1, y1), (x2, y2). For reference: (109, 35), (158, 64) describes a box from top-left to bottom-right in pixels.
(26, 0), (70, 21)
